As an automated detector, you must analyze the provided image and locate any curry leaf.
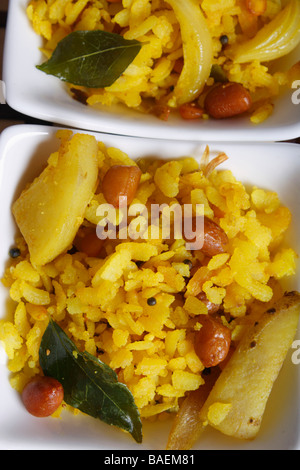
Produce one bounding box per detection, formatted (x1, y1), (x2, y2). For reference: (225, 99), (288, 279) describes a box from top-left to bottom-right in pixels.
(36, 30), (142, 88)
(39, 318), (142, 443)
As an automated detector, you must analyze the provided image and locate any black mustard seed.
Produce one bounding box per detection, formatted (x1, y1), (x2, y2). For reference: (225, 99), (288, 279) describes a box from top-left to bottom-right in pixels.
(147, 297), (157, 306)
(220, 35), (229, 46)
(9, 247), (21, 258)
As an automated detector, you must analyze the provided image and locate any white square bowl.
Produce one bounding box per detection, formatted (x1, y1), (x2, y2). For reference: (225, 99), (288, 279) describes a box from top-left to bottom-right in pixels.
(3, 0), (300, 142)
(0, 124), (299, 450)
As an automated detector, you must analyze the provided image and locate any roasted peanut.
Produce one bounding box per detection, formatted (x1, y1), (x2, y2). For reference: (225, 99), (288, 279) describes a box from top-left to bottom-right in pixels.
(183, 216), (228, 257)
(203, 216), (228, 256)
(102, 165), (142, 208)
(77, 230), (104, 257)
(194, 315), (231, 367)
(22, 376), (64, 417)
(204, 82), (252, 119)
(246, 0), (267, 16)
(179, 102), (204, 120)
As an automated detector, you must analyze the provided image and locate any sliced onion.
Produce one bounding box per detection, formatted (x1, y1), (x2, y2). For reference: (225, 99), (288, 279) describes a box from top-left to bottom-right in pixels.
(228, 0), (300, 64)
(166, 0), (213, 106)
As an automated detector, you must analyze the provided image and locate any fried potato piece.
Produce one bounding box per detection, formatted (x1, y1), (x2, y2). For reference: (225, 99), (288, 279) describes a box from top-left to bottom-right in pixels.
(13, 134), (98, 266)
(199, 291), (300, 440)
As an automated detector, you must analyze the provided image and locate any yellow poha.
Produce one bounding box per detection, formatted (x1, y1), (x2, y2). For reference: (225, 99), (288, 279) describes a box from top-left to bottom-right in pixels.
(0, 130), (298, 443)
(26, 0), (300, 123)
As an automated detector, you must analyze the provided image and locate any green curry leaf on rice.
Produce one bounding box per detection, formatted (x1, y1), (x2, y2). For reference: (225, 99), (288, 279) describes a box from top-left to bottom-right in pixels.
(39, 318), (143, 443)
(37, 30), (142, 88)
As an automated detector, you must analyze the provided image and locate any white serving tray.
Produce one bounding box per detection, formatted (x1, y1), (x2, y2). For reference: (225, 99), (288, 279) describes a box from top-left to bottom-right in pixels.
(3, 0), (300, 141)
(0, 124), (299, 450)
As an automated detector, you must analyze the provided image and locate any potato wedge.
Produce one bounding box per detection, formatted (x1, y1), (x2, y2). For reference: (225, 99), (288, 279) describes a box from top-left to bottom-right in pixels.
(199, 291), (300, 440)
(13, 134), (98, 266)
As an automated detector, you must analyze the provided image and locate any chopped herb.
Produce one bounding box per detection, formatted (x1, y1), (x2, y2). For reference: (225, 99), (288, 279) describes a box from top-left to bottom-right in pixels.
(210, 64), (228, 83)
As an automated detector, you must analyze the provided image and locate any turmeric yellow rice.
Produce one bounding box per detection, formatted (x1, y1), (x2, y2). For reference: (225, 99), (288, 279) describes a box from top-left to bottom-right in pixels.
(0, 130), (297, 427)
(26, 0), (300, 122)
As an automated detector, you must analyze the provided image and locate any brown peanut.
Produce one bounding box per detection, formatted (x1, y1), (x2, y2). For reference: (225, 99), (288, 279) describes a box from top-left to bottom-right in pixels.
(204, 82), (252, 119)
(183, 216), (228, 257)
(77, 229), (104, 258)
(102, 165), (142, 208)
(194, 315), (231, 367)
(179, 102), (204, 120)
(203, 216), (228, 256)
(22, 376), (64, 417)
(246, 0), (267, 16)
